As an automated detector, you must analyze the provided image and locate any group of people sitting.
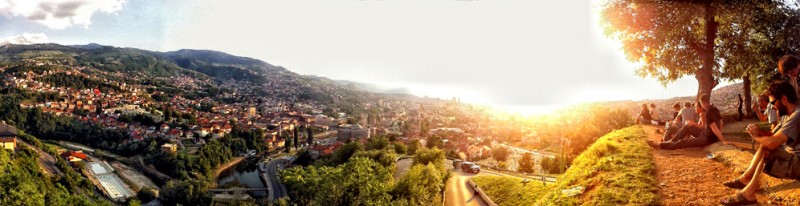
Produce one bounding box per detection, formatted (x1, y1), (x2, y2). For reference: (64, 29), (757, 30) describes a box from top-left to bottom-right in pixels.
(641, 54), (800, 205)
(636, 103), (665, 125)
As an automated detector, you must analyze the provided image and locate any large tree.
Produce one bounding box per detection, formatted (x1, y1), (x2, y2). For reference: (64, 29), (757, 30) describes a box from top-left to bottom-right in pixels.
(600, 0), (797, 101)
(717, 2), (800, 117)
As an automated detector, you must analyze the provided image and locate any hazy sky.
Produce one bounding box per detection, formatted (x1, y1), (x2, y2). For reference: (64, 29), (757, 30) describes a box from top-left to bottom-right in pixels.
(0, 0), (734, 115)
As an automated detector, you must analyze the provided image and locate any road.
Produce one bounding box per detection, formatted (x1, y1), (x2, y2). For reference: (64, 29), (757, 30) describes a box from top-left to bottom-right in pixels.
(446, 170), (489, 206)
(18, 140), (63, 177)
(265, 158), (289, 201)
(442, 159), (556, 206)
(393, 158), (489, 205)
(394, 158), (413, 180)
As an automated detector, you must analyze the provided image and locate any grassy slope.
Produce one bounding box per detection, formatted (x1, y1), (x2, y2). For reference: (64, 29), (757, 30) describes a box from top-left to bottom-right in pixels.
(536, 125), (659, 206)
(473, 175), (550, 206)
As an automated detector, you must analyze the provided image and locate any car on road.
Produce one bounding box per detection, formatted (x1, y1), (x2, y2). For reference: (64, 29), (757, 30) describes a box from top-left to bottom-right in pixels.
(460, 162), (480, 173)
(452, 159), (463, 169)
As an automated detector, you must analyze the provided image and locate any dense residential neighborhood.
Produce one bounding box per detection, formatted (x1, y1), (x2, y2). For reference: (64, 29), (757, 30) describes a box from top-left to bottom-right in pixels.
(0, 44), (579, 206)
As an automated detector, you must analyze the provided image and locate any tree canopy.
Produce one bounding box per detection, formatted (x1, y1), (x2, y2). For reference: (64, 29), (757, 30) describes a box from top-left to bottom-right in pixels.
(600, 0), (800, 101)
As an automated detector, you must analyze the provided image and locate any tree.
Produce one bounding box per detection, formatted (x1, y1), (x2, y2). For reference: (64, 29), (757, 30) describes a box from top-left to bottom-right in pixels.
(366, 135), (389, 150)
(407, 139), (421, 155)
(715, 2), (800, 117)
(541, 157), (554, 174)
(425, 136), (444, 149)
(413, 148), (446, 170)
(518, 152), (535, 173)
(329, 142), (363, 166)
(353, 149), (397, 167)
(293, 125), (300, 150)
(306, 125), (314, 145)
(393, 142), (407, 154)
(493, 146), (510, 162)
(391, 164), (445, 205)
(600, 0), (797, 100)
(280, 157), (393, 205)
(284, 131), (292, 153)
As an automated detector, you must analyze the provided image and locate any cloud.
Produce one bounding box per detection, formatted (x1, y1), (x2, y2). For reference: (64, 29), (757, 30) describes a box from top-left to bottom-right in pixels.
(0, 0), (126, 29)
(0, 33), (49, 45)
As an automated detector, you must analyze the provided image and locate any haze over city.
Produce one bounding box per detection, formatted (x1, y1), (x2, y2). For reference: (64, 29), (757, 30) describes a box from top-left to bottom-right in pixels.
(0, 0), (737, 115)
(3, 0), (800, 206)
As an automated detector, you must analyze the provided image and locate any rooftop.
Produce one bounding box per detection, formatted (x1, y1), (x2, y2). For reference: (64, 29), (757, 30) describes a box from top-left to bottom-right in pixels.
(0, 122), (18, 137)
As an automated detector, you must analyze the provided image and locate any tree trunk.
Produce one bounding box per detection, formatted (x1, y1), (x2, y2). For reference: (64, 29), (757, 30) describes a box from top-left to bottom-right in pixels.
(696, 3), (718, 100)
(743, 75), (753, 118)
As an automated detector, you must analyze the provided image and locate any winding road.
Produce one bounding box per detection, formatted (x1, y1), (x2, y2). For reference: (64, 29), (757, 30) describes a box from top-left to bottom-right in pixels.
(265, 158), (289, 201)
(444, 159), (488, 206)
(18, 140), (63, 177)
(442, 159), (556, 206)
(446, 170), (489, 206)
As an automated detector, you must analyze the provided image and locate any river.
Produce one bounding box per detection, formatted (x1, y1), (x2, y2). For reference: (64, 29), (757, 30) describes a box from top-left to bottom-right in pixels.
(217, 158), (268, 197)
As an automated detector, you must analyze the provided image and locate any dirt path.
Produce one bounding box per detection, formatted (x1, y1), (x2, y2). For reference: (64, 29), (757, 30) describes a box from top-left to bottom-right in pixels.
(642, 125), (768, 205)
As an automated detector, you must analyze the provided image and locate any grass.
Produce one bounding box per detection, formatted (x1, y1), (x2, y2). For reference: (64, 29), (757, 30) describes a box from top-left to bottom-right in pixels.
(472, 175), (550, 206)
(535, 125), (659, 206)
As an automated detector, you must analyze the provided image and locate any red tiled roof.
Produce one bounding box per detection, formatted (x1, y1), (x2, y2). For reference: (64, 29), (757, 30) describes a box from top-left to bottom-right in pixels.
(60, 151), (88, 160)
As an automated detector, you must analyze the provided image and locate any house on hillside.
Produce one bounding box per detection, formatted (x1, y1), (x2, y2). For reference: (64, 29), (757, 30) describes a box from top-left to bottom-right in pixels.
(60, 150), (89, 167)
(0, 123), (18, 151)
(161, 143), (177, 153)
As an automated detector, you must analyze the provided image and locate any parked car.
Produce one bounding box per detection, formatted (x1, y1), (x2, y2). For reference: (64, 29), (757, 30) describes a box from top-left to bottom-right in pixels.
(452, 159), (463, 169)
(461, 162), (480, 173)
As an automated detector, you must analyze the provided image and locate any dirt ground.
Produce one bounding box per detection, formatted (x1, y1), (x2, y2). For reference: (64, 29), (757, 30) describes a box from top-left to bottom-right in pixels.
(642, 125), (769, 206)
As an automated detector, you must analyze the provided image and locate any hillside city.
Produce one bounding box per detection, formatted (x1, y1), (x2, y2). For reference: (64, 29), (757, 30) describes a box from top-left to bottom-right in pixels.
(0, 42), (783, 206)
(5, 1), (800, 206)
(1, 43), (599, 206)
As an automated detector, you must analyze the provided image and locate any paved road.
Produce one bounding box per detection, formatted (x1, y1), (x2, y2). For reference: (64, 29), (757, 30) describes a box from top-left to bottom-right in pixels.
(265, 158), (289, 201)
(18, 140), (63, 177)
(446, 170), (488, 206)
(442, 159), (556, 206)
(445, 159), (489, 206)
(394, 158), (414, 180)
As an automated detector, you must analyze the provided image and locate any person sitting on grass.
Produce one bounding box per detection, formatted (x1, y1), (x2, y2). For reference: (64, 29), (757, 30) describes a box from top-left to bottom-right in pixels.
(636, 103), (651, 124)
(648, 93), (731, 150)
(664, 101), (705, 143)
(720, 82), (800, 206)
(663, 102), (697, 142)
(753, 92), (779, 130)
(650, 103), (662, 125)
(671, 102), (681, 120)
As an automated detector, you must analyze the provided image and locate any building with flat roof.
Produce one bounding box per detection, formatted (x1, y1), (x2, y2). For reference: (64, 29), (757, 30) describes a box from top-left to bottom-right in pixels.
(337, 124), (370, 142)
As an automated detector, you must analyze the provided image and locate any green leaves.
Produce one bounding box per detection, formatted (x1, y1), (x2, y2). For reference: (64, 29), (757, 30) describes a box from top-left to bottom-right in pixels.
(518, 152), (535, 173)
(282, 143), (449, 205)
(0, 145), (100, 206)
(601, 0), (798, 95)
(280, 157), (393, 205)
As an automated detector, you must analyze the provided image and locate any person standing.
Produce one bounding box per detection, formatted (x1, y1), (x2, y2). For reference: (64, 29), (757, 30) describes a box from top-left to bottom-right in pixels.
(738, 94), (744, 121)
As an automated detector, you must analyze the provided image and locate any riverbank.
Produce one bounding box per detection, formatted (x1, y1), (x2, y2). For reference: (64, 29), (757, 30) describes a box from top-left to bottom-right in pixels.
(212, 157), (246, 186)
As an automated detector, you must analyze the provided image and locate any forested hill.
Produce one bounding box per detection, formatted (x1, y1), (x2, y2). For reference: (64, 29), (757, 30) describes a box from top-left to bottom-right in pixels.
(0, 43), (384, 112)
